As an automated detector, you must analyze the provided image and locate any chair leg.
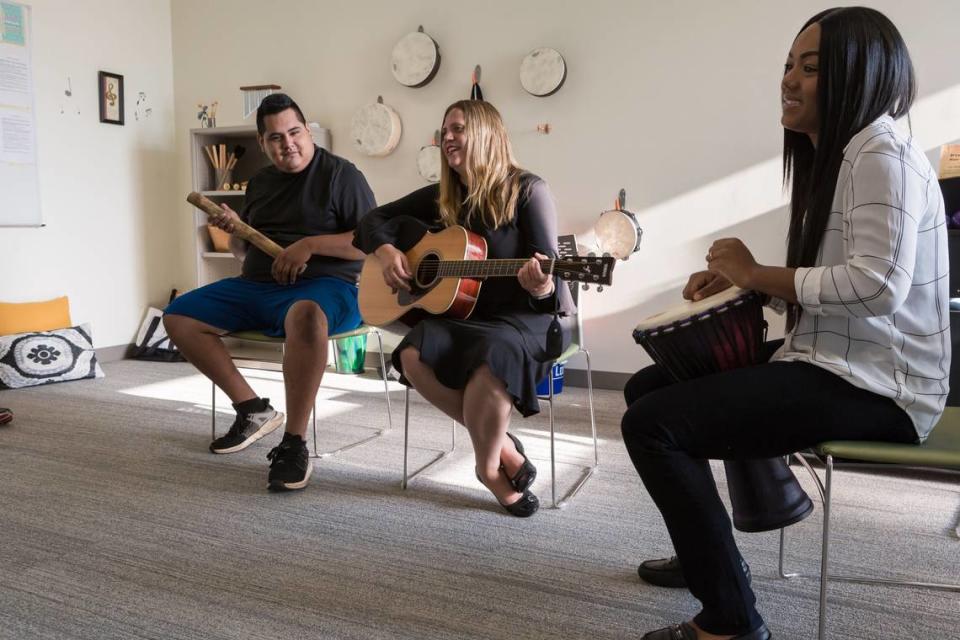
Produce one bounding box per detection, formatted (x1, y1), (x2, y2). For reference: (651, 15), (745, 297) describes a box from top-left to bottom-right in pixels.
(402, 387), (410, 489)
(585, 348), (598, 468)
(401, 386), (456, 489)
(310, 405), (318, 457)
(374, 329), (394, 431)
(211, 380), (217, 441)
(311, 330), (393, 459)
(549, 380), (557, 508)
(549, 348), (600, 509)
(818, 455), (833, 640)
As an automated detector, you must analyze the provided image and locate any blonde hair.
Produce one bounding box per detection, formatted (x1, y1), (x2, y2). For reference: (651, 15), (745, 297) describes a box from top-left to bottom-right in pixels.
(437, 100), (524, 230)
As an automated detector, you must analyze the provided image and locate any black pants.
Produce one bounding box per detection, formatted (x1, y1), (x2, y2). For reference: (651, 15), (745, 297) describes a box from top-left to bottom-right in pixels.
(621, 340), (916, 634)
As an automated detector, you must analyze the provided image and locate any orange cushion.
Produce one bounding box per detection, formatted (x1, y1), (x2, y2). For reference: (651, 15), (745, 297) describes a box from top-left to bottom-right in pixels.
(0, 296), (72, 336)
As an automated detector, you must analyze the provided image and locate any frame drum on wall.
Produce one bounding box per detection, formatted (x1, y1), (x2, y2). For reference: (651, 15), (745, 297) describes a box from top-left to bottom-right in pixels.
(391, 26), (441, 88)
(417, 130), (441, 183)
(520, 47), (566, 97)
(350, 96), (402, 157)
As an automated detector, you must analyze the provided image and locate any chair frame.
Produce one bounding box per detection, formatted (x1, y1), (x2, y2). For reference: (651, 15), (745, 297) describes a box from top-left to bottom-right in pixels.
(401, 387), (457, 489)
(540, 335), (598, 509)
(211, 326), (393, 458)
(777, 452), (960, 640)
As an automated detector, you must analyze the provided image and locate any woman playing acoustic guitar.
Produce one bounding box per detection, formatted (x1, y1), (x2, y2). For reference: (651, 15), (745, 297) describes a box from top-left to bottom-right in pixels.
(355, 99), (574, 517)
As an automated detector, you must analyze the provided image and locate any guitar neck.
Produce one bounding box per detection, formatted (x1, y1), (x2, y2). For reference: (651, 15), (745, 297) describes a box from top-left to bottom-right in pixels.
(433, 259), (562, 279)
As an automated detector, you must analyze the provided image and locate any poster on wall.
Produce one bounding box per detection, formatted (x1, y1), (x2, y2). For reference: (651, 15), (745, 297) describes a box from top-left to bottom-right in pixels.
(0, 1), (41, 227)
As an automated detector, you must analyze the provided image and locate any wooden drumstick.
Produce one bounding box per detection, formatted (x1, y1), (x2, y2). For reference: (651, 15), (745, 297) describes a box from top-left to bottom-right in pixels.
(187, 191), (284, 257)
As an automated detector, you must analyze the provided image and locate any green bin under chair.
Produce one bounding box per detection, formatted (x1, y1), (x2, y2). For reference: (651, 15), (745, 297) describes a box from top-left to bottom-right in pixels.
(334, 333), (367, 374)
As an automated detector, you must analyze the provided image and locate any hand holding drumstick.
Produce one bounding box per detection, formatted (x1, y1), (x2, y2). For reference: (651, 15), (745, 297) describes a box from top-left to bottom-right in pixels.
(187, 191), (307, 283)
(207, 202), (241, 233)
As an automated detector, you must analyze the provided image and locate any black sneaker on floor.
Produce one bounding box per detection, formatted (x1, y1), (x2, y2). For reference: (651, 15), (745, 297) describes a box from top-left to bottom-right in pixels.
(210, 403), (284, 454)
(266, 435), (312, 492)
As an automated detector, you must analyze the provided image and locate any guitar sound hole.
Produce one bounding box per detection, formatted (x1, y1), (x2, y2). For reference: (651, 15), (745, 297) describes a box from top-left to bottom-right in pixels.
(415, 253), (441, 289)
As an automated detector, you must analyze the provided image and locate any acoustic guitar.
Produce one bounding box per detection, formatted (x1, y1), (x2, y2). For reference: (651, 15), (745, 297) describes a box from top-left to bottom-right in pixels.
(359, 225), (615, 326)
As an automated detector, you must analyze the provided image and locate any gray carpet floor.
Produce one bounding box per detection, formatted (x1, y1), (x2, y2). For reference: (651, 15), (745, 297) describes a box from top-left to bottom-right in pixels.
(0, 360), (957, 640)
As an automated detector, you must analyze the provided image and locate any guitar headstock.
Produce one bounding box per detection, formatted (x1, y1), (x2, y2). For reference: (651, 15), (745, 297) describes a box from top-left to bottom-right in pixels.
(553, 256), (615, 288)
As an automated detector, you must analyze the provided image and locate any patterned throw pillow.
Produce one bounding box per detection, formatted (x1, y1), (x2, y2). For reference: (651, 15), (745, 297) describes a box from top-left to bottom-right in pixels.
(0, 324), (105, 390)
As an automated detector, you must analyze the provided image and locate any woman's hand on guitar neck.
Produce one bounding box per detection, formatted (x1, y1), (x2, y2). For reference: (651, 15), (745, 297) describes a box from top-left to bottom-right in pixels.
(519, 252), (554, 299)
(374, 244), (412, 292)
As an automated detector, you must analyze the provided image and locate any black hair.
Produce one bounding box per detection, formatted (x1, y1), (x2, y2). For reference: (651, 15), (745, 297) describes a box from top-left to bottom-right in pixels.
(255, 93), (307, 135)
(783, 6), (915, 329)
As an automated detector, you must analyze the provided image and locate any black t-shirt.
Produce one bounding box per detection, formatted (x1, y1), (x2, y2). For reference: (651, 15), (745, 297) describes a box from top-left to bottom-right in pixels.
(239, 146), (375, 283)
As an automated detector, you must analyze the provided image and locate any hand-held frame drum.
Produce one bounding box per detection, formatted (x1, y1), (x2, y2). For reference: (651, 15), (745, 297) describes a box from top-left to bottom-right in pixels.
(633, 287), (813, 533)
(187, 191), (284, 258)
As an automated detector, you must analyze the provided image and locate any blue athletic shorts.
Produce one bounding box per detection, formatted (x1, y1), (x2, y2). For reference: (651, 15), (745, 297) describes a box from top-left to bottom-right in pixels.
(164, 276), (361, 337)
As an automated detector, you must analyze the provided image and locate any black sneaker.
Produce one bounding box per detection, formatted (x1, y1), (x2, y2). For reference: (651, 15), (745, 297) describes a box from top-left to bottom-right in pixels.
(266, 434), (312, 491)
(210, 403), (284, 454)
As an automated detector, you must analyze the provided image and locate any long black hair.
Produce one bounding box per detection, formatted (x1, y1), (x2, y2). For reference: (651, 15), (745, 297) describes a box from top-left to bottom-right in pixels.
(783, 6), (915, 328)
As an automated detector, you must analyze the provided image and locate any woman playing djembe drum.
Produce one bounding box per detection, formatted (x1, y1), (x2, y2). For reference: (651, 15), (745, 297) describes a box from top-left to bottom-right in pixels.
(623, 8), (949, 640)
(355, 99), (574, 517)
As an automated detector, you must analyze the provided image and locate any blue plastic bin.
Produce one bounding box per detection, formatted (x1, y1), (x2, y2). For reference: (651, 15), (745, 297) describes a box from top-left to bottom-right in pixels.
(536, 362), (565, 396)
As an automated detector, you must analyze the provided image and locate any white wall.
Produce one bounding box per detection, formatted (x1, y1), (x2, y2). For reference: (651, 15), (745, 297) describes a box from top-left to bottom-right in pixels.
(167, 0), (960, 374)
(0, 0), (177, 349)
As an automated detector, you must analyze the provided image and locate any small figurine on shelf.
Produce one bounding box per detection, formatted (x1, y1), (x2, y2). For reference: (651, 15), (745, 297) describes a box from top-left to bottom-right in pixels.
(197, 101), (219, 128)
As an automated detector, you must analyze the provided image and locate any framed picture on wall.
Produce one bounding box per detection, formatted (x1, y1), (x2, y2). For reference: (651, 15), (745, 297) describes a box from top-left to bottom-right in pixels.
(98, 71), (124, 125)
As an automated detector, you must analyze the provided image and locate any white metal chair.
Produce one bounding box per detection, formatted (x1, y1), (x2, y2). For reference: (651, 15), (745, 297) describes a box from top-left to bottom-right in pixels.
(538, 278), (598, 508)
(777, 408), (960, 639)
(210, 324), (393, 458)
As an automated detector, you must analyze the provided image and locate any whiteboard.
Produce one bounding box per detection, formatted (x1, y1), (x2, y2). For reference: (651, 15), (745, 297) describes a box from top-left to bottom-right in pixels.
(0, 1), (41, 227)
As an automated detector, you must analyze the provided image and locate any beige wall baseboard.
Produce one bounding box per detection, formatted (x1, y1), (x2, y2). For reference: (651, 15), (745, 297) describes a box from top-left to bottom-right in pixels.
(97, 344), (135, 363)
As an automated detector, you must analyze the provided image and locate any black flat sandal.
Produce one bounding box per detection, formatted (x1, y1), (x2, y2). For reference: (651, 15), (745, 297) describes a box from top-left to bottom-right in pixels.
(504, 432), (537, 492)
(476, 468), (540, 518)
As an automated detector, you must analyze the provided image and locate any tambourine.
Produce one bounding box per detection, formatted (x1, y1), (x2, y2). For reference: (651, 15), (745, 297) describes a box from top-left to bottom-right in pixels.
(417, 130), (441, 183)
(391, 26), (441, 88)
(350, 96), (402, 157)
(520, 47), (566, 97)
(595, 188), (642, 260)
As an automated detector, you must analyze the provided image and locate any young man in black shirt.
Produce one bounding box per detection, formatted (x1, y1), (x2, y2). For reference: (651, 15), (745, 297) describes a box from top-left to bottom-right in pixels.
(165, 94), (375, 492)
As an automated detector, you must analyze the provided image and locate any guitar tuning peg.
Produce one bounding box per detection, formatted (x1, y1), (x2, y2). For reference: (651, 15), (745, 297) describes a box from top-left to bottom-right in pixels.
(587, 251), (596, 258)
(622, 255), (629, 261)
(596, 285), (604, 293)
(582, 284), (590, 291)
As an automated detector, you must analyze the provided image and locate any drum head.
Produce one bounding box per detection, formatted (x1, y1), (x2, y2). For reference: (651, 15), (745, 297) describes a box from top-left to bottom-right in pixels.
(350, 102), (402, 157)
(635, 287), (749, 332)
(520, 47), (566, 97)
(417, 144), (441, 183)
(595, 209), (641, 259)
(391, 31), (441, 88)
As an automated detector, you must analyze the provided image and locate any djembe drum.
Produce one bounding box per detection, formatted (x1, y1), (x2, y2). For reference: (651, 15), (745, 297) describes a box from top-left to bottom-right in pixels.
(632, 287), (813, 532)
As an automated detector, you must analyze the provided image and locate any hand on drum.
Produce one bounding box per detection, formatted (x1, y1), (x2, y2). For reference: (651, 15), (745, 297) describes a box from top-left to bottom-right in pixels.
(272, 238), (312, 285)
(375, 244), (412, 292)
(682, 271), (732, 301)
(208, 203), (240, 233)
(518, 253), (554, 298)
(705, 238), (758, 290)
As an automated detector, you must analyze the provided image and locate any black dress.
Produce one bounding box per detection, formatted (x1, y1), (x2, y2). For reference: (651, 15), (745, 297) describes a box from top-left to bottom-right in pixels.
(356, 175), (575, 416)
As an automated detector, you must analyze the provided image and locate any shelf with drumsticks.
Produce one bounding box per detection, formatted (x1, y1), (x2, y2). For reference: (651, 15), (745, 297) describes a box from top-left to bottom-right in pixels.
(203, 143), (247, 192)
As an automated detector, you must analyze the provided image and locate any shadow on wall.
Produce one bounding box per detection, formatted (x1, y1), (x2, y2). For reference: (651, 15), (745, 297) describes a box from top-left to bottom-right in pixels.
(581, 201), (791, 373)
